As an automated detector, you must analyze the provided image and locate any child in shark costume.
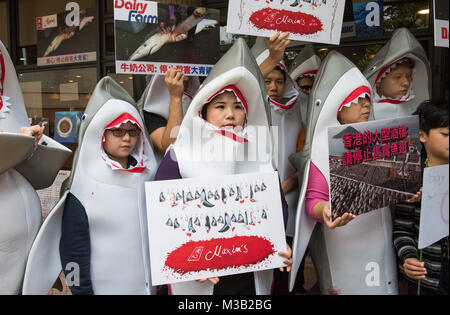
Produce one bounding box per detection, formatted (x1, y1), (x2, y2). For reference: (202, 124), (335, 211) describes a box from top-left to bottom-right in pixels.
(251, 37), (301, 239)
(289, 44), (321, 130)
(0, 41), (71, 294)
(289, 51), (398, 295)
(22, 77), (158, 295)
(154, 38), (291, 295)
(364, 28), (431, 121)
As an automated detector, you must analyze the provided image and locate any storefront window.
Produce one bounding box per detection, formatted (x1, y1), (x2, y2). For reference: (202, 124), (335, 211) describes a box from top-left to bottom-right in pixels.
(384, 0), (430, 32)
(0, 1), (8, 48)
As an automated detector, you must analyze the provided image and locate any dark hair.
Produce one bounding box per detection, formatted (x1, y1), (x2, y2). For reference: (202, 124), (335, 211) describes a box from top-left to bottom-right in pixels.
(273, 66), (287, 83)
(413, 100), (449, 134)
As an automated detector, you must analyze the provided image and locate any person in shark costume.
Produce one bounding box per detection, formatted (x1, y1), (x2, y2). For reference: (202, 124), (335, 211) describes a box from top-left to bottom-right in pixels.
(289, 43), (321, 130)
(364, 28), (431, 121)
(0, 41), (71, 294)
(251, 35), (301, 240)
(138, 70), (200, 160)
(154, 38), (291, 295)
(21, 77), (158, 295)
(289, 51), (398, 295)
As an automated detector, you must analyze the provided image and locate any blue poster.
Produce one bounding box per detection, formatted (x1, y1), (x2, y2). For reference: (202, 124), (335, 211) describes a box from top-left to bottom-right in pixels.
(54, 111), (84, 143)
(353, 0), (384, 38)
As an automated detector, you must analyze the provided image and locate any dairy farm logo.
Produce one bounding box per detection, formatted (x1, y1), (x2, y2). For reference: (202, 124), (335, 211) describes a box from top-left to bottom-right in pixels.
(114, 0), (158, 24)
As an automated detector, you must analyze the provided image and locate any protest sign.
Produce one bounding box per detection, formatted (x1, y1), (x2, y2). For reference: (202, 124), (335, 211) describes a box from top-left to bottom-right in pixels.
(434, 0), (449, 48)
(352, 0), (384, 38)
(226, 0), (346, 45)
(328, 116), (422, 220)
(145, 171), (287, 286)
(418, 164), (449, 249)
(114, 0), (220, 76)
(36, 3), (97, 66)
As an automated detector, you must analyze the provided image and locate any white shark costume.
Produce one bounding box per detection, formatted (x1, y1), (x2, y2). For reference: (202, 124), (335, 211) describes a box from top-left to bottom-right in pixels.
(251, 38), (301, 238)
(289, 51), (398, 295)
(161, 38), (281, 295)
(289, 44), (321, 129)
(138, 74), (200, 160)
(364, 28), (431, 121)
(0, 41), (71, 294)
(22, 77), (158, 295)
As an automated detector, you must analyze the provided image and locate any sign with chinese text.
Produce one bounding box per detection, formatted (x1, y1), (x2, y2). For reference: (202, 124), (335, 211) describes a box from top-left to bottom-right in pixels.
(145, 171), (287, 286)
(327, 116), (421, 220)
(419, 164), (449, 249)
(114, 0), (220, 76)
(226, 0), (346, 45)
(36, 3), (97, 66)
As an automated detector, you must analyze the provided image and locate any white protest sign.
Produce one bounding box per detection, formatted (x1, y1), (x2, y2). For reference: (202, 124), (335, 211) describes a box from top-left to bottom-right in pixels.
(226, 0), (346, 45)
(434, 0), (449, 48)
(145, 171), (287, 286)
(419, 164), (449, 249)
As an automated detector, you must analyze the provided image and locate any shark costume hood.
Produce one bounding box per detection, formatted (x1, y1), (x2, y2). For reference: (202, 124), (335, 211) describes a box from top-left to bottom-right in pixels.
(364, 28), (431, 121)
(22, 77), (158, 295)
(289, 51), (398, 295)
(168, 38), (276, 295)
(289, 44), (321, 129)
(137, 74), (200, 160)
(0, 41), (71, 294)
(251, 37), (301, 237)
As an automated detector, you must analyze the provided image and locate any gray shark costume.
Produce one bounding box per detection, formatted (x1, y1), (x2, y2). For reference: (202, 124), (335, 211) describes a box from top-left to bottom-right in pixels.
(289, 51), (398, 295)
(251, 38), (301, 238)
(165, 38), (278, 295)
(364, 28), (431, 121)
(289, 44), (321, 129)
(22, 77), (158, 295)
(0, 41), (71, 294)
(137, 74), (200, 160)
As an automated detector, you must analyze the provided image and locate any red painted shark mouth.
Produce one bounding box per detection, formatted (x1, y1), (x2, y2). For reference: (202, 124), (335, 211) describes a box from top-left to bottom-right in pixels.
(164, 235), (275, 275)
(249, 8), (323, 35)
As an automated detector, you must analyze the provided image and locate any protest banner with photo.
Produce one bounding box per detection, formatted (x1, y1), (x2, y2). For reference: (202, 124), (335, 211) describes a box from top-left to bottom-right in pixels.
(145, 171), (287, 286)
(114, 0), (220, 76)
(36, 3), (97, 66)
(327, 116), (422, 220)
(226, 0), (346, 45)
(419, 164), (449, 249)
(434, 0), (449, 48)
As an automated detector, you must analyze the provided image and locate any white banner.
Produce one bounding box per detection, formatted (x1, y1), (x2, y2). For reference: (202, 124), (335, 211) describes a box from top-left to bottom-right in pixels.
(419, 164), (449, 249)
(145, 171), (287, 286)
(226, 0), (346, 45)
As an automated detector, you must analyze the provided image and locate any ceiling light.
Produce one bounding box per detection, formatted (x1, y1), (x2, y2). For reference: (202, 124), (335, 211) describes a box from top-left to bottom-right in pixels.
(418, 9), (429, 15)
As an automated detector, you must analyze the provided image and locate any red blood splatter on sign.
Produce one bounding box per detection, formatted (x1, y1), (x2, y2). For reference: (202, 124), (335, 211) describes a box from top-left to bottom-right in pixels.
(249, 8), (323, 35)
(164, 236), (275, 275)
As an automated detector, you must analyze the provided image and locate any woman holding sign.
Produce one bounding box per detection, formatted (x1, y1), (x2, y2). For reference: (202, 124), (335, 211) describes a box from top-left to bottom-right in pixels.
(154, 38), (292, 295)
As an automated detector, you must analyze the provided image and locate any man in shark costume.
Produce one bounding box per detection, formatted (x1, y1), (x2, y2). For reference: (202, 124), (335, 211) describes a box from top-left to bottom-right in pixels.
(289, 51), (398, 295)
(138, 72), (200, 159)
(251, 37), (300, 240)
(155, 38), (289, 295)
(0, 41), (71, 294)
(289, 44), (321, 130)
(364, 28), (431, 121)
(22, 77), (158, 295)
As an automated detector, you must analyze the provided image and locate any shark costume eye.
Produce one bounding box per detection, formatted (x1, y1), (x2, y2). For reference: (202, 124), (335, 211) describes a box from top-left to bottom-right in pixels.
(370, 65), (377, 71)
(315, 99), (322, 107)
(81, 113), (88, 121)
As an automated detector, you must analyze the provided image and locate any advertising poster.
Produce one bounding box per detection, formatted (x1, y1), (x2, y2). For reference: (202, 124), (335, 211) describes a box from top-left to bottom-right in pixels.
(36, 3), (97, 66)
(226, 0), (346, 45)
(434, 0), (449, 48)
(114, 0), (220, 76)
(145, 171), (287, 286)
(352, 0), (384, 38)
(54, 111), (83, 143)
(328, 116), (422, 220)
(419, 164), (449, 249)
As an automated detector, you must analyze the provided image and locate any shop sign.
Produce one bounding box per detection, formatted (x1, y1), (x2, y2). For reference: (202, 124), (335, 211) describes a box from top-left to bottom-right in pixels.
(226, 0), (346, 45)
(114, 0), (220, 76)
(36, 2), (97, 66)
(352, 0), (384, 38)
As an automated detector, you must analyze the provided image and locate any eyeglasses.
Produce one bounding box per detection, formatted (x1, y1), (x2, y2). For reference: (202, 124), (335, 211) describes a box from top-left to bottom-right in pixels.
(300, 85), (313, 91)
(107, 128), (139, 137)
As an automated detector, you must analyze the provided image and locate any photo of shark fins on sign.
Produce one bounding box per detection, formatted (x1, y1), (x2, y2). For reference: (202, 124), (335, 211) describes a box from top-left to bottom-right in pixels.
(128, 6), (219, 61)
